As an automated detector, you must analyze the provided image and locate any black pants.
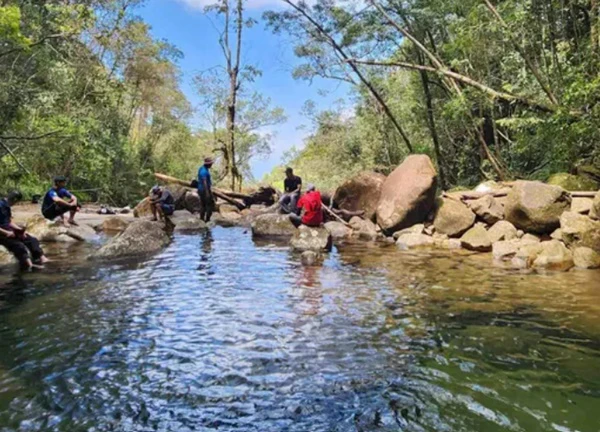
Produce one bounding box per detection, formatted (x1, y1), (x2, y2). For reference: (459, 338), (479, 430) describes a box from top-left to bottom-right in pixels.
(0, 236), (44, 267)
(42, 203), (71, 220)
(199, 190), (214, 222)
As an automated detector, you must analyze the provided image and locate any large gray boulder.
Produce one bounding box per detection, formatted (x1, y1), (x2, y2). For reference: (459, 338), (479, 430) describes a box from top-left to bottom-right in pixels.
(94, 220), (171, 260)
(251, 214), (297, 238)
(324, 221), (353, 239)
(290, 225), (332, 252)
(468, 195), (504, 225)
(560, 211), (600, 253)
(504, 181), (571, 234)
(333, 171), (386, 221)
(433, 198), (475, 237)
(376, 155), (438, 234)
(460, 225), (492, 252)
(183, 190), (202, 214)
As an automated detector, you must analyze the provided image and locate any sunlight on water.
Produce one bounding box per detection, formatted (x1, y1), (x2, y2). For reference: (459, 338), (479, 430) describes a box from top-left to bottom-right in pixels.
(0, 227), (598, 431)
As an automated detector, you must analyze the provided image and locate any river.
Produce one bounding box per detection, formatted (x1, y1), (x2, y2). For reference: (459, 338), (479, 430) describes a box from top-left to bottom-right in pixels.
(0, 227), (598, 431)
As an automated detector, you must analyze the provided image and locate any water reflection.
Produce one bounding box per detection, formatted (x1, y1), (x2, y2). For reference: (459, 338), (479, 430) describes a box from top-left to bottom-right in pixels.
(0, 227), (597, 431)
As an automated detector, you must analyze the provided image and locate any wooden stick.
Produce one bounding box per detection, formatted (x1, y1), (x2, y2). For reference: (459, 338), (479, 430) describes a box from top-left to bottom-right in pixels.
(323, 205), (352, 228)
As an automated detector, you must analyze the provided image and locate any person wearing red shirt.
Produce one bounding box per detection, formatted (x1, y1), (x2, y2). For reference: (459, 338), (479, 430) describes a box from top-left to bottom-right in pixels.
(289, 184), (323, 228)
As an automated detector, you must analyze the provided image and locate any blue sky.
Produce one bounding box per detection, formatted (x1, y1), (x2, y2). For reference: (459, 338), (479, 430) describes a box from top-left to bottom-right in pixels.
(138, 0), (352, 180)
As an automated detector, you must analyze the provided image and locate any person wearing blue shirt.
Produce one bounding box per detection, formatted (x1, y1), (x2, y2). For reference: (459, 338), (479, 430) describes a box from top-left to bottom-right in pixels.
(197, 157), (215, 222)
(0, 191), (48, 270)
(41, 176), (80, 226)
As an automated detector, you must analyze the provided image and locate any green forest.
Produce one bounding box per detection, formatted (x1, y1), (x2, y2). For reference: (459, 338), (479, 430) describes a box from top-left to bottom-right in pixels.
(2, 0), (600, 204)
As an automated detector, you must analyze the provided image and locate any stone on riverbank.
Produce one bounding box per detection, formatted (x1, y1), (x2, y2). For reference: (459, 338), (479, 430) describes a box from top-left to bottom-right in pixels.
(100, 216), (130, 233)
(573, 247), (600, 269)
(94, 220), (171, 260)
(468, 195), (504, 225)
(349, 216), (378, 241)
(376, 155), (438, 234)
(504, 181), (571, 234)
(487, 220), (518, 243)
(433, 198), (475, 237)
(560, 211), (600, 253)
(492, 240), (521, 261)
(25, 215), (97, 242)
(590, 191), (600, 220)
(324, 221), (352, 239)
(251, 214), (297, 238)
(510, 243), (545, 269)
(396, 233), (435, 250)
(393, 224), (425, 239)
(532, 240), (574, 272)
(571, 197), (593, 214)
(460, 225), (492, 252)
(333, 171), (386, 221)
(290, 225), (332, 252)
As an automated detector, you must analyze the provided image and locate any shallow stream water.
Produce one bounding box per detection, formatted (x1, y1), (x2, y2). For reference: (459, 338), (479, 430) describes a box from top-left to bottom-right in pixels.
(0, 227), (599, 431)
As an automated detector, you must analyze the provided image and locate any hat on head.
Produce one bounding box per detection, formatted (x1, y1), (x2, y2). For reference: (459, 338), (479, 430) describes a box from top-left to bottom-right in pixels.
(151, 185), (161, 194)
(307, 183), (316, 191)
(204, 157), (215, 164)
(54, 175), (67, 183)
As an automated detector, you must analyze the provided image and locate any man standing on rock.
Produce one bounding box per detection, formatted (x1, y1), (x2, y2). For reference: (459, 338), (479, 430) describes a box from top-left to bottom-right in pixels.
(41, 176), (80, 226)
(280, 167), (302, 214)
(0, 191), (49, 270)
(198, 157), (215, 222)
(149, 186), (175, 221)
(289, 184), (323, 228)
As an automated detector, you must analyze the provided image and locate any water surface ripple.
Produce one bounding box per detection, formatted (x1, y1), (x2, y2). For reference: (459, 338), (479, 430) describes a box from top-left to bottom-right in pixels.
(0, 227), (599, 431)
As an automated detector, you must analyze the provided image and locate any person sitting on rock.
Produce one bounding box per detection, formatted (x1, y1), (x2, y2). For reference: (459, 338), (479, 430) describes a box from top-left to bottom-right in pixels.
(198, 157), (215, 222)
(0, 191), (49, 270)
(149, 185), (175, 221)
(279, 167), (302, 215)
(290, 184), (323, 228)
(41, 176), (80, 226)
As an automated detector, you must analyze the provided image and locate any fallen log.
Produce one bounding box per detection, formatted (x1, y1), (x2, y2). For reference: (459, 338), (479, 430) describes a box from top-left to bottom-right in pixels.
(154, 173), (246, 210)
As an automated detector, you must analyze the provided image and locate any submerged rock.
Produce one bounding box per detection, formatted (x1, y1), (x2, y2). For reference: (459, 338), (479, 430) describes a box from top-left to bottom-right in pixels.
(324, 221), (352, 239)
(560, 211), (600, 253)
(468, 195), (504, 225)
(433, 198), (475, 237)
(573, 247), (600, 269)
(251, 214), (297, 238)
(487, 220), (518, 243)
(532, 240), (574, 272)
(376, 154), (438, 234)
(333, 171), (386, 221)
(504, 181), (571, 234)
(301, 251), (321, 266)
(460, 225), (492, 252)
(290, 225), (332, 252)
(94, 220), (171, 260)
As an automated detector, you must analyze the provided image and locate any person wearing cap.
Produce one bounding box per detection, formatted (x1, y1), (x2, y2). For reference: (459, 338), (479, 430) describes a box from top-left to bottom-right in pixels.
(1, 191), (49, 270)
(289, 184), (323, 228)
(41, 176), (80, 226)
(279, 167), (302, 214)
(149, 185), (175, 221)
(198, 157), (215, 222)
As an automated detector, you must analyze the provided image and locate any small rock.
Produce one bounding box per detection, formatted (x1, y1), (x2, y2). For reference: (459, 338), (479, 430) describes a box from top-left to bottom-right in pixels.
(492, 240), (521, 261)
(571, 197), (593, 214)
(550, 228), (563, 241)
(433, 198), (476, 238)
(349, 216), (378, 241)
(424, 224), (435, 236)
(560, 211), (600, 253)
(510, 243), (545, 269)
(517, 230), (525, 239)
(290, 225), (333, 252)
(324, 221), (353, 239)
(590, 191), (600, 220)
(521, 233), (541, 244)
(396, 233), (435, 250)
(487, 220), (518, 243)
(301, 251), (321, 266)
(468, 195), (504, 225)
(392, 224), (425, 240)
(460, 225), (492, 252)
(573, 247), (600, 269)
(532, 240), (574, 271)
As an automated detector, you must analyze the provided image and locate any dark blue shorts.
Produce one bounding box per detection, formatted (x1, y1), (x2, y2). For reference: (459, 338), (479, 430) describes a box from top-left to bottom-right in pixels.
(161, 204), (174, 216)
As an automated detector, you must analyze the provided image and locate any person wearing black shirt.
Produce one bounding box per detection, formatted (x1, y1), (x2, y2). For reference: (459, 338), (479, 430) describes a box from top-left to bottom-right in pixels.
(280, 167), (302, 214)
(0, 191), (48, 270)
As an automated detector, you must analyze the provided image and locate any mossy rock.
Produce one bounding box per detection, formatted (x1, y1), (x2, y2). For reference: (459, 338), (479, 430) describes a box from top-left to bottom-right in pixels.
(577, 165), (600, 183)
(547, 173), (598, 191)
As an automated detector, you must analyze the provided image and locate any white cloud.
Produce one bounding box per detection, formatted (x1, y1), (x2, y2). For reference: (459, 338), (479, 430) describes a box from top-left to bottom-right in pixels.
(174, 0), (285, 11)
